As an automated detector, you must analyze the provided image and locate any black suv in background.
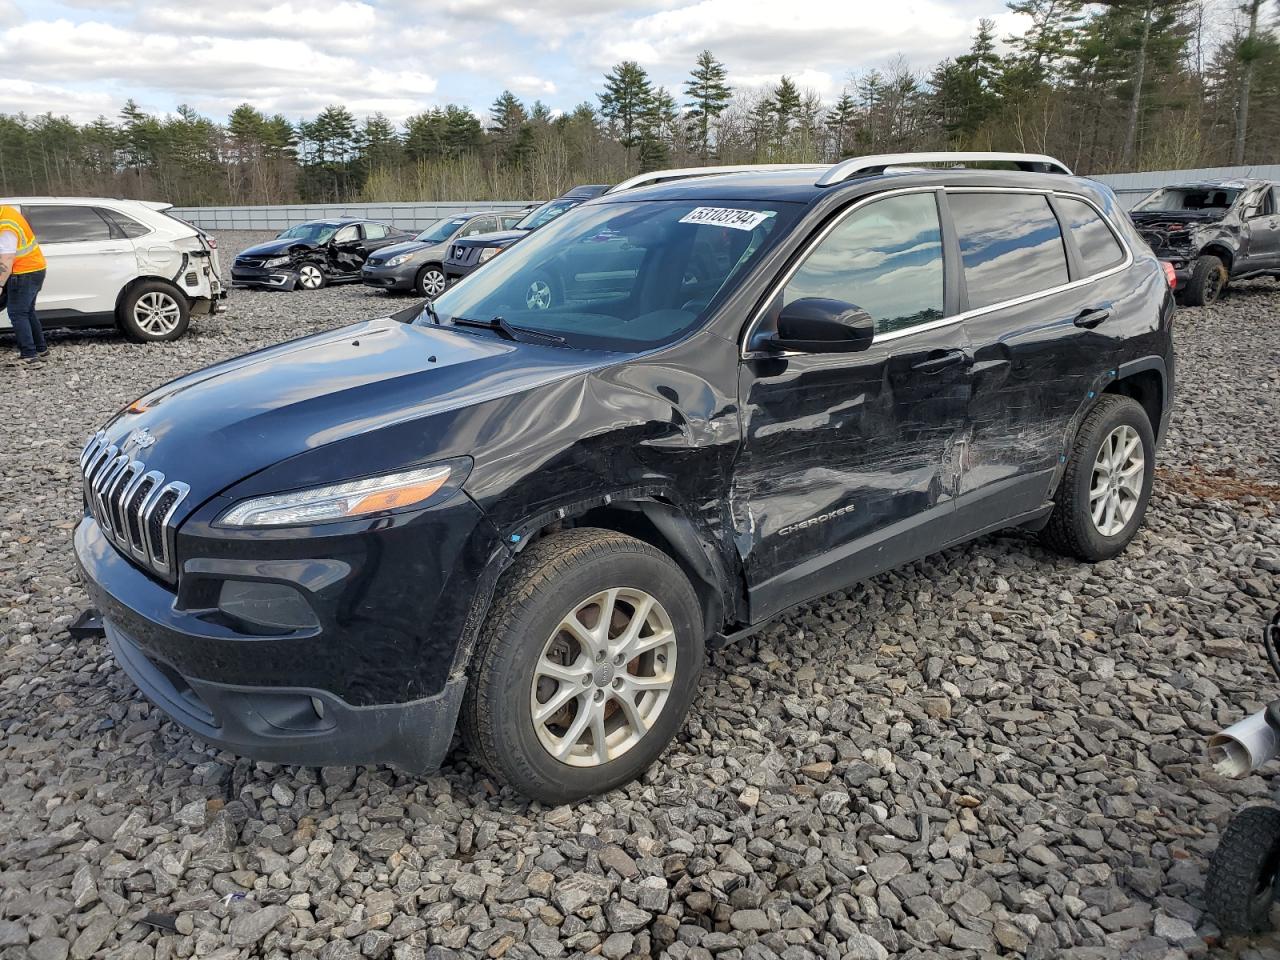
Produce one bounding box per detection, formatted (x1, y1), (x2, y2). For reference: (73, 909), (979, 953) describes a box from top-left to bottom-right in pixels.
(361, 211), (524, 297)
(232, 218), (413, 291)
(75, 154), (1174, 802)
(1129, 179), (1280, 305)
(443, 185), (608, 289)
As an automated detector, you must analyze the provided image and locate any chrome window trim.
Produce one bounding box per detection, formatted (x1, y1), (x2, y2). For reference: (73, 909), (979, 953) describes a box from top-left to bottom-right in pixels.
(739, 185), (1134, 358)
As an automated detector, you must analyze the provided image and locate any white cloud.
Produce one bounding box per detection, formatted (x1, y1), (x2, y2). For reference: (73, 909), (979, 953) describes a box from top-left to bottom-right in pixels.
(2, 0), (1007, 126)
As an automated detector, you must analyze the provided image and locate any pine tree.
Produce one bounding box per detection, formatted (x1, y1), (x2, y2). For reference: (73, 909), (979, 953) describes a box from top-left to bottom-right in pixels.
(683, 50), (732, 159)
(599, 61), (654, 162)
(770, 76), (802, 146)
(639, 87), (679, 170)
(826, 91), (858, 158)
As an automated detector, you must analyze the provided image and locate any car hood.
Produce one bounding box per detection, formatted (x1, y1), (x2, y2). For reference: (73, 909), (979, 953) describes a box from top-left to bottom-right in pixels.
(97, 317), (615, 516)
(369, 240), (435, 260)
(451, 229), (526, 249)
(1130, 211), (1225, 224)
(237, 237), (313, 257)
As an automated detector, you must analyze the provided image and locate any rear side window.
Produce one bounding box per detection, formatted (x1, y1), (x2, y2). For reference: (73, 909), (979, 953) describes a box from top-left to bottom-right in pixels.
(949, 193), (1069, 309)
(364, 223), (389, 239)
(782, 192), (945, 336)
(461, 217), (496, 237)
(23, 205), (113, 243)
(97, 208), (151, 239)
(1056, 197), (1125, 276)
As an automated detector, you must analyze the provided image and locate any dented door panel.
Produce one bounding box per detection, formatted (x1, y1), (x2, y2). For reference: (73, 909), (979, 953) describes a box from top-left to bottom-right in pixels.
(733, 322), (973, 620)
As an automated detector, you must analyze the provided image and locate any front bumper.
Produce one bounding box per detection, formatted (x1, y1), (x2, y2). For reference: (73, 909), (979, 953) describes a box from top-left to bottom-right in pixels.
(444, 261), (478, 285)
(361, 262), (417, 291)
(231, 265), (298, 291)
(74, 493), (490, 771)
(106, 620), (464, 771)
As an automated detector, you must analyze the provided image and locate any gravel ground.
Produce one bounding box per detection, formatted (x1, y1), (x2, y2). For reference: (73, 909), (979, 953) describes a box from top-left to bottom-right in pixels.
(0, 231), (1277, 960)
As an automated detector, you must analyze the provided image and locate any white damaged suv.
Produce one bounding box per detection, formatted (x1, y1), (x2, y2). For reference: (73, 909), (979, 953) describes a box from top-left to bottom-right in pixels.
(0, 197), (225, 342)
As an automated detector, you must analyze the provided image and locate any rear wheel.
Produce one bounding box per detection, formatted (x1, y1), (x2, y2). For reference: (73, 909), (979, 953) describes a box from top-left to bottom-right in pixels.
(1183, 254), (1227, 306)
(1205, 806), (1280, 934)
(1040, 394), (1155, 561)
(460, 528), (704, 803)
(297, 263), (327, 290)
(118, 282), (190, 342)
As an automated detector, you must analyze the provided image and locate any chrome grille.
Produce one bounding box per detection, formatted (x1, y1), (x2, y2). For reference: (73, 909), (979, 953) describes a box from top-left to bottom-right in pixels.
(80, 431), (190, 580)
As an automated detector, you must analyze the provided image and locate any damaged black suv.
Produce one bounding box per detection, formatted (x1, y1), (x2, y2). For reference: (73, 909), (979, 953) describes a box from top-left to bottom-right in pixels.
(75, 153), (1174, 802)
(1129, 179), (1280, 305)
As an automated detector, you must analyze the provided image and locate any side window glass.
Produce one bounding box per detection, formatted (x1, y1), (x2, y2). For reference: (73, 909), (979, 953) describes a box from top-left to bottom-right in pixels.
(949, 193), (1069, 309)
(782, 192), (945, 337)
(1056, 197), (1126, 277)
(333, 225), (359, 244)
(501, 214), (523, 228)
(23, 205), (113, 243)
(463, 218), (496, 237)
(96, 208), (150, 239)
(364, 223), (389, 240)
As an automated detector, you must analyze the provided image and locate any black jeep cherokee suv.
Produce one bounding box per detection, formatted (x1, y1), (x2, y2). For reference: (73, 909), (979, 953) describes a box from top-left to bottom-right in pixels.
(75, 153), (1174, 802)
(1129, 179), (1280, 305)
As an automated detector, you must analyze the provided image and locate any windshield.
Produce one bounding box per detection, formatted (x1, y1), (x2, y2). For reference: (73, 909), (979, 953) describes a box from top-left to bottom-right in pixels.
(418, 199), (799, 351)
(1133, 187), (1241, 213)
(515, 199), (581, 231)
(279, 222), (338, 243)
(416, 216), (470, 243)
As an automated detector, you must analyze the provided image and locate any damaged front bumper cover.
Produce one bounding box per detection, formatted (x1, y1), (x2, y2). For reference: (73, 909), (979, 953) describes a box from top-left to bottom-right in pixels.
(231, 267), (301, 291)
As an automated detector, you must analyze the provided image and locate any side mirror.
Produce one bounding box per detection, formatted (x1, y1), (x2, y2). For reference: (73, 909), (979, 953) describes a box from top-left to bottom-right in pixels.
(768, 298), (875, 354)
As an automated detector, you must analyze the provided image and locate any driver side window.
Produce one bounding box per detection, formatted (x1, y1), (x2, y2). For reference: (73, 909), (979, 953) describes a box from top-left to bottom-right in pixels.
(782, 192), (945, 337)
(334, 225), (359, 244)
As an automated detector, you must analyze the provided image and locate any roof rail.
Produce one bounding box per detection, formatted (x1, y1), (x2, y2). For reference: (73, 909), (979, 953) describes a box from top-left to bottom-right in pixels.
(606, 164), (828, 195)
(816, 152), (1073, 186)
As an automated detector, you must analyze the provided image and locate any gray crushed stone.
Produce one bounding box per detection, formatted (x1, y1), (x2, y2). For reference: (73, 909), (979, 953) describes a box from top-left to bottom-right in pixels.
(0, 232), (1277, 958)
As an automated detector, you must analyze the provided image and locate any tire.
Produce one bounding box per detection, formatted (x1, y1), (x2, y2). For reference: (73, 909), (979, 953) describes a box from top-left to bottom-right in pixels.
(1205, 806), (1280, 934)
(415, 264), (447, 299)
(1039, 394), (1155, 561)
(1183, 254), (1227, 306)
(118, 281), (190, 342)
(296, 263), (327, 291)
(460, 528), (704, 803)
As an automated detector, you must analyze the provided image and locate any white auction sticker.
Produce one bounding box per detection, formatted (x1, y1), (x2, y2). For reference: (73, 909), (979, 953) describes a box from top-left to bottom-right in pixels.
(678, 207), (773, 231)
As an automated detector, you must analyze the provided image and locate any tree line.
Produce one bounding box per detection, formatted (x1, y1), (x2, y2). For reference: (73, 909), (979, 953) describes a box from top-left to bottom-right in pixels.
(1, 0), (1276, 207)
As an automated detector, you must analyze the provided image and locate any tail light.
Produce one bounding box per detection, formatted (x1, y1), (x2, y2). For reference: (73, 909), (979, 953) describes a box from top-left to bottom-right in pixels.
(1162, 262), (1177, 289)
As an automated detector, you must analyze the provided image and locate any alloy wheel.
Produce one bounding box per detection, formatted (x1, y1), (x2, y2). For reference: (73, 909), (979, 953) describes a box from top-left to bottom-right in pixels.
(299, 265), (323, 289)
(529, 587), (678, 767)
(1089, 424), (1144, 536)
(133, 291), (182, 337)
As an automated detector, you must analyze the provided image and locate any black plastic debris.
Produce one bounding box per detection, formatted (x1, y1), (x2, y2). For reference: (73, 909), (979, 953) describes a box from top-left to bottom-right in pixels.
(68, 608), (105, 640)
(140, 912), (178, 933)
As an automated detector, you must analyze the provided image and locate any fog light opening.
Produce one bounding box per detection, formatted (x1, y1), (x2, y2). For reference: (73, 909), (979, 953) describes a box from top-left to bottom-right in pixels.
(217, 579), (319, 632)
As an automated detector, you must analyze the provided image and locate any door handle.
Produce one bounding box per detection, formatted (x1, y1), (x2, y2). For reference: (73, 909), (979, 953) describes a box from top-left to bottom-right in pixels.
(911, 349), (967, 373)
(1074, 307), (1111, 329)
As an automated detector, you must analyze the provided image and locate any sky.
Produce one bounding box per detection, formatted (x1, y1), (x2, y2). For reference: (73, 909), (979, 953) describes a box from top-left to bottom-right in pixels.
(0, 0), (1030, 126)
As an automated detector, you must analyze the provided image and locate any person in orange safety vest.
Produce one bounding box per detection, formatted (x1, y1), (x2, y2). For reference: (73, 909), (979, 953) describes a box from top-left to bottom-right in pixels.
(0, 204), (49, 363)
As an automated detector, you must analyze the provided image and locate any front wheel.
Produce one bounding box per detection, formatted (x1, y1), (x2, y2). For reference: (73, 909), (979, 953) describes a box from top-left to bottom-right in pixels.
(1183, 254), (1227, 306)
(1205, 806), (1280, 934)
(415, 264), (447, 299)
(296, 263), (327, 291)
(118, 282), (190, 342)
(460, 528), (704, 803)
(1040, 394), (1155, 561)
(524, 274), (561, 311)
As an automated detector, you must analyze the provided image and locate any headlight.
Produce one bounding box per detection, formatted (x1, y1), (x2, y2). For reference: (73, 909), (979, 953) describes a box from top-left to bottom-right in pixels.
(219, 465), (453, 527)
(385, 254), (414, 267)
(263, 257), (291, 268)
(478, 246), (504, 264)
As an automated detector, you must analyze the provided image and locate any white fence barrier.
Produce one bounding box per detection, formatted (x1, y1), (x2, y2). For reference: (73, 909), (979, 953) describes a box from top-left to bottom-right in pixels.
(172, 164), (1280, 228)
(171, 201), (537, 232)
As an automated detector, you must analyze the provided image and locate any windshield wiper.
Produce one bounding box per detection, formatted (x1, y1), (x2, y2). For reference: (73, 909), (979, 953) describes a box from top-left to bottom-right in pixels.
(421, 299), (440, 325)
(451, 315), (566, 345)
